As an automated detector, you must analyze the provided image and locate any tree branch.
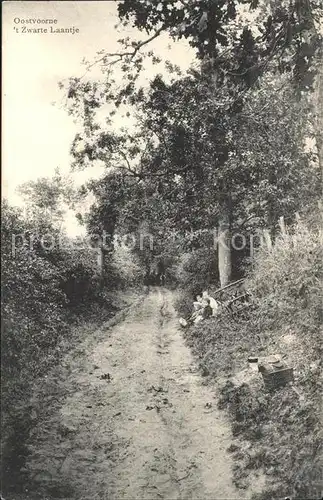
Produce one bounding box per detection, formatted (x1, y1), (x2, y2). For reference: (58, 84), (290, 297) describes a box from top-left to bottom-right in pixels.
(80, 26), (165, 80)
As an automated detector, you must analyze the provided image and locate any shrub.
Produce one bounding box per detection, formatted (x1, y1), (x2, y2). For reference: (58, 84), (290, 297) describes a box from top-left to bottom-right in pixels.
(111, 244), (144, 289)
(175, 247), (218, 293)
(173, 247), (219, 315)
(181, 217), (322, 498)
(246, 219), (322, 357)
(1, 200), (122, 493)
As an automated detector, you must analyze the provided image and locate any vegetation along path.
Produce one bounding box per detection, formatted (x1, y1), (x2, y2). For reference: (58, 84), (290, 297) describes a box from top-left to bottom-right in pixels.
(20, 288), (263, 500)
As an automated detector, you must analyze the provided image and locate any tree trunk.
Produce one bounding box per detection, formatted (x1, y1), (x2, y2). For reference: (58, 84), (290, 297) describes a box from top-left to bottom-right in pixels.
(217, 205), (232, 287)
(97, 245), (105, 278)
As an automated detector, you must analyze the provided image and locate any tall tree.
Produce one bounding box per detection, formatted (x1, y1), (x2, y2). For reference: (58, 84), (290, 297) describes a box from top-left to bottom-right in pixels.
(63, 0), (322, 286)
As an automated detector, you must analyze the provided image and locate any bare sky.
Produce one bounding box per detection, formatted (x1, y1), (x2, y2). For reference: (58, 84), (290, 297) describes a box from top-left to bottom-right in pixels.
(2, 1), (194, 234)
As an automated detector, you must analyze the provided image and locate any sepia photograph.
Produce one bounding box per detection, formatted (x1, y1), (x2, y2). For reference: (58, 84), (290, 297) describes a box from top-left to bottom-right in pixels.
(1, 1), (322, 499)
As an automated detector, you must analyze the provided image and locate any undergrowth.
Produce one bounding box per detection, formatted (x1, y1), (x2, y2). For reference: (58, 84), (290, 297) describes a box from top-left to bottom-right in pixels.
(1, 200), (143, 497)
(1, 289), (139, 498)
(180, 219), (323, 499)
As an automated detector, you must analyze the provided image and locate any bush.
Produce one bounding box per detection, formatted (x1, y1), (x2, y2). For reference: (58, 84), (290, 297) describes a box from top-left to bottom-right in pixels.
(173, 247), (219, 316)
(111, 244), (145, 289)
(246, 220), (322, 357)
(1, 203), (68, 383)
(1, 200), (122, 493)
(174, 247), (218, 293)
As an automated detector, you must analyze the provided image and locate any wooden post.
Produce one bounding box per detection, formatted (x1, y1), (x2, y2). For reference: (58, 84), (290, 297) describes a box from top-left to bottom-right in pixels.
(97, 245), (105, 278)
(249, 231), (264, 261)
(262, 229), (272, 251)
(278, 216), (286, 236)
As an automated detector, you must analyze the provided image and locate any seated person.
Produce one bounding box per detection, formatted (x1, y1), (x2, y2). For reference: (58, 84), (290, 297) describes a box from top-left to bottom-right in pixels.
(202, 298), (213, 319)
(184, 296), (204, 325)
(180, 294), (214, 327)
(202, 290), (221, 316)
(180, 294), (203, 327)
(191, 301), (204, 324)
(192, 294), (202, 309)
(192, 297), (213, 323)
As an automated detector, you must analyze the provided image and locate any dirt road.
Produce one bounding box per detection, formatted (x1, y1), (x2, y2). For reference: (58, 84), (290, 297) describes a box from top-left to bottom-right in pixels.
(24, 289), (254, 500)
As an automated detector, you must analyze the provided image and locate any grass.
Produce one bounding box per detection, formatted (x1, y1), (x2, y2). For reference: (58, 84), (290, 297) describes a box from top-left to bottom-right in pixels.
(178, 219), (323, 499)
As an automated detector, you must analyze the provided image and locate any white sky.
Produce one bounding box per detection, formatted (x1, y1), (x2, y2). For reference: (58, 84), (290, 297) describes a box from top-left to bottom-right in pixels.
(2, 1), (194, 235)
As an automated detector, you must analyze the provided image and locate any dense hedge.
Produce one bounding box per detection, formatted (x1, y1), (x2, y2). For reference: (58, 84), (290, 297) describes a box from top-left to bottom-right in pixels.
(1, 200), (134, 493)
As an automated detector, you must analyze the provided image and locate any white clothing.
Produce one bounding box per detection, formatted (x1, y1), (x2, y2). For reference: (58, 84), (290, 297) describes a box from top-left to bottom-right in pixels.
(202, 291), (220, 316)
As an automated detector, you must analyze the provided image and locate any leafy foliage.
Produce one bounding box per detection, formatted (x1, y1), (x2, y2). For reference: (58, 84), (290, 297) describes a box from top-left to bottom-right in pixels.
(1, 190), (128, 492)
(118, 0), (322, 90)
(66, 62), (320, 288)
(58, 0), (322, 288)
(1, 201), (68, 411)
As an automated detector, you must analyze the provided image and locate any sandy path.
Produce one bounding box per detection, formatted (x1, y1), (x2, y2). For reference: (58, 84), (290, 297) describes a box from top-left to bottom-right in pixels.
(23, 289), (253, 500)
